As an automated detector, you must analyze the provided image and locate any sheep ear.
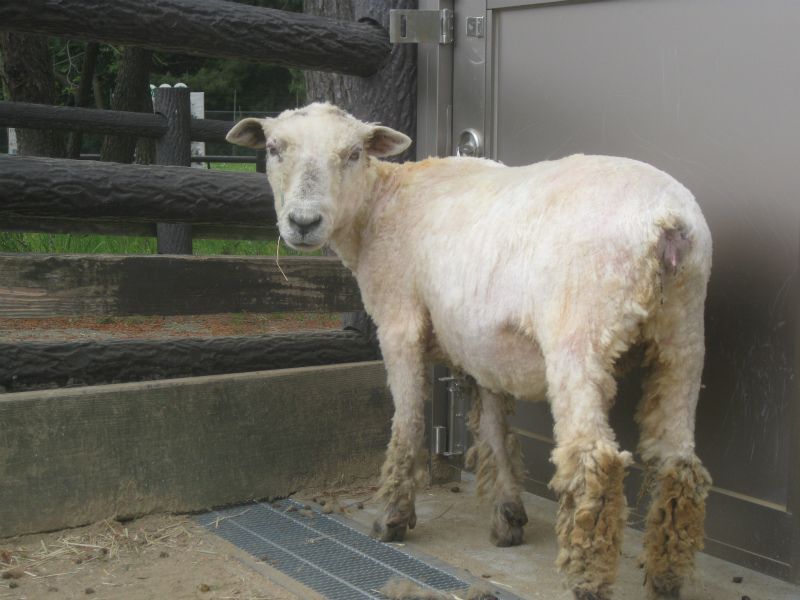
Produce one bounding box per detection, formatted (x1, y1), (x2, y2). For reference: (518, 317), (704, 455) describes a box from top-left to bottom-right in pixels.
(226, 118), (270, 148)
(367, 126), (412, 157)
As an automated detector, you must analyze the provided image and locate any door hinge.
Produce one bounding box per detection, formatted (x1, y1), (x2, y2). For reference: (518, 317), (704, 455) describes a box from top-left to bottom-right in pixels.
(389, 9), (454, 45)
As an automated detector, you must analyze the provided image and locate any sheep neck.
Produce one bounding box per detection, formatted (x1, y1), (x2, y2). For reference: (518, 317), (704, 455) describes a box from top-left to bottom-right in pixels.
(328, 158), (403, 274)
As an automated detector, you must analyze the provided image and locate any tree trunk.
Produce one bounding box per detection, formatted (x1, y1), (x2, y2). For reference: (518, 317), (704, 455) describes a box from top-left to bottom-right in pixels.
(100, 46), (153, 164)
(0, 31), (67, 158)
(92, 71), (105, 110)
(304, 0), (417, 163)
(303, 0), (418, 354)
(67, 41), (100, 159)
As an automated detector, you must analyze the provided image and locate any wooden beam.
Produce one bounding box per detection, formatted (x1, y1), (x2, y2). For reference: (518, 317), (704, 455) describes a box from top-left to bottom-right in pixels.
(0, 330), (379, 393)
(0, 362), (392, 537)
(0, 100), (233, 143)
(0, 155), (276, 228)
(0, 217), (276, 241)
(0, 100), (166, 138)
(0, 253), (363, 318)
(0, 0), (391, 77)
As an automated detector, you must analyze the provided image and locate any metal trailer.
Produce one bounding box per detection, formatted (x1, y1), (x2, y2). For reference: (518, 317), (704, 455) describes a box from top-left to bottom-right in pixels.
(404, 0), (800, 583)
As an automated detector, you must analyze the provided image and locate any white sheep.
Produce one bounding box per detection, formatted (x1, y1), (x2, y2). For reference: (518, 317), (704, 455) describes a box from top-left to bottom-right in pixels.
(227, 103), (713, 600)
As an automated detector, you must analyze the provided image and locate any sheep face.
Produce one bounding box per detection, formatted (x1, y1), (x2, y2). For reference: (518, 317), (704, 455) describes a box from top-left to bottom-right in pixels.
(227, 103), (411, 251)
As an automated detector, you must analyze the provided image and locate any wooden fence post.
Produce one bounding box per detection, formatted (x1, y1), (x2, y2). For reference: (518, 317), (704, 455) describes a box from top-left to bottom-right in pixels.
(153, 86), (192, 254)
(256, 148), (267, 175)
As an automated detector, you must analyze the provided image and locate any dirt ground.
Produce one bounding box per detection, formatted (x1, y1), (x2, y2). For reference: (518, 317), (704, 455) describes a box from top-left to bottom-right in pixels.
(0, 514), (304, 600)
(0, 483), (385, 600)
(0, 313), (342, 342)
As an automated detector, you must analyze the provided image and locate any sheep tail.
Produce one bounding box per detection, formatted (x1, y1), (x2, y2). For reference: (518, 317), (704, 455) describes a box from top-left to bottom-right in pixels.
(657, 226), (692, 276)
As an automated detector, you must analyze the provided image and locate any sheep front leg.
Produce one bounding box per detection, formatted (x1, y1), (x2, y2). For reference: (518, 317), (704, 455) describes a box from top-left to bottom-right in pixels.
(467, 385), (528, 547)
(372, 321), (429, 542)
(548, 359), (632, 600)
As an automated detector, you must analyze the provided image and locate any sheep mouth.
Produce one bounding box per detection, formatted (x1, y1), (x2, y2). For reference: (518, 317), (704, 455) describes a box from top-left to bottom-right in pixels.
(286, 240), (322, 252)
(279, 228), (329, 252)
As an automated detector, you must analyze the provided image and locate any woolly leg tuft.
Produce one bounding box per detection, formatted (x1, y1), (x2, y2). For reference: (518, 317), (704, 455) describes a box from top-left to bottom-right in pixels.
(551, 442), (632, 600)
(641, 458), (711, 599)
(372, 442), (428, 542)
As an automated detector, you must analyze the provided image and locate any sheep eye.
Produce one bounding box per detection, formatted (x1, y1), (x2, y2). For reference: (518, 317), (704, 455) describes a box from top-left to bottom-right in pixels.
(349, 149), (361, 162)
(266, 142), (282, 159)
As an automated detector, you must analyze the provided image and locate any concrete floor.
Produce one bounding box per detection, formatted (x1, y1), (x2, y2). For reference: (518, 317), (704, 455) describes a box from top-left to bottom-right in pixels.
(343, 475), (799, 600)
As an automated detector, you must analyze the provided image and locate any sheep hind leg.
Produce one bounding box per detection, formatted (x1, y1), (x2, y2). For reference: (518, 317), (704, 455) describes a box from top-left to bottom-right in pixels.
(637, 326), (710, 599)
(551, 440), (632, 600)
(547, 348), (632, 600)
(466, 384), (528, 547)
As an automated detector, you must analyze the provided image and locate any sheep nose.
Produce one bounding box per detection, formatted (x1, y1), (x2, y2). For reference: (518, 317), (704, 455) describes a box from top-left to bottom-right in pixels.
(288, 212), (322, 236)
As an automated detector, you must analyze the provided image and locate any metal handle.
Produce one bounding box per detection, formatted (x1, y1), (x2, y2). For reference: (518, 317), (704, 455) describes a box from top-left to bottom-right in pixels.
(456, 128), (483, 158)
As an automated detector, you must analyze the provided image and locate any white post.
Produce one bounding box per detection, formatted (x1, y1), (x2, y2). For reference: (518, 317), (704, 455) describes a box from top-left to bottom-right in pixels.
(189, 90), (205, 169)
(7, 128), (18, 155)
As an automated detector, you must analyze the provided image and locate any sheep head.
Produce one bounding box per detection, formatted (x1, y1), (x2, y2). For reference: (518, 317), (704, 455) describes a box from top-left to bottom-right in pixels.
(227, 103), (411, 251)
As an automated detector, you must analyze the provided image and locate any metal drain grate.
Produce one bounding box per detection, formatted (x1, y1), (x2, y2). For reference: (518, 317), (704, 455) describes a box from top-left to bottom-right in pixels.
(197, 499), (518, 600)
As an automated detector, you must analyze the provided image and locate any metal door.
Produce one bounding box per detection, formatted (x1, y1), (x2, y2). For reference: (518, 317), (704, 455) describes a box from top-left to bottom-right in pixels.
(416, 0), (800, 582)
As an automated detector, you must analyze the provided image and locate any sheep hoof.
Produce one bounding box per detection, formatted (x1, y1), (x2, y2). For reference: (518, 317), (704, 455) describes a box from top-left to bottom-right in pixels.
(489, 501), (528, 547)
(372, 500), (417, 542)
(572, 588), (608, 600)
(645, 575), (681, 599)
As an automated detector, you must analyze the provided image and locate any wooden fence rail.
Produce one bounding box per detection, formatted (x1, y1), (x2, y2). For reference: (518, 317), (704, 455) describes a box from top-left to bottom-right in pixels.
(0, 154), (275, 228)
(0, 330), (378, 393)
(0, 0), (391, 77)
(0, 100), (232, 143)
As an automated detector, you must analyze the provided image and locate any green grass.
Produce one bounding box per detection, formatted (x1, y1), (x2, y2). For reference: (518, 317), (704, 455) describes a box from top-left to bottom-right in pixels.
(0, 232), (317, 256)
(0, 160), (323, 257)
(208, 161), (258, 172)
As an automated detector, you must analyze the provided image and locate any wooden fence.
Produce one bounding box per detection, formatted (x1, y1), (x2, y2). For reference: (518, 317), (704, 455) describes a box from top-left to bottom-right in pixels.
(0, 0), (393, 538)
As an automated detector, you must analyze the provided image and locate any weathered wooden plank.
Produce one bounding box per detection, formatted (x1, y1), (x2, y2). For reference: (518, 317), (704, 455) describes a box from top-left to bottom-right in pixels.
(0, 155), (276, 227)
(0, 330), (379, 393)
(0, 217), (276, 240)
(0, 0), (391, 77)
(0, 100), (233, 143)
(0, 362), (392, 537)
(0, 253), (363, 317)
